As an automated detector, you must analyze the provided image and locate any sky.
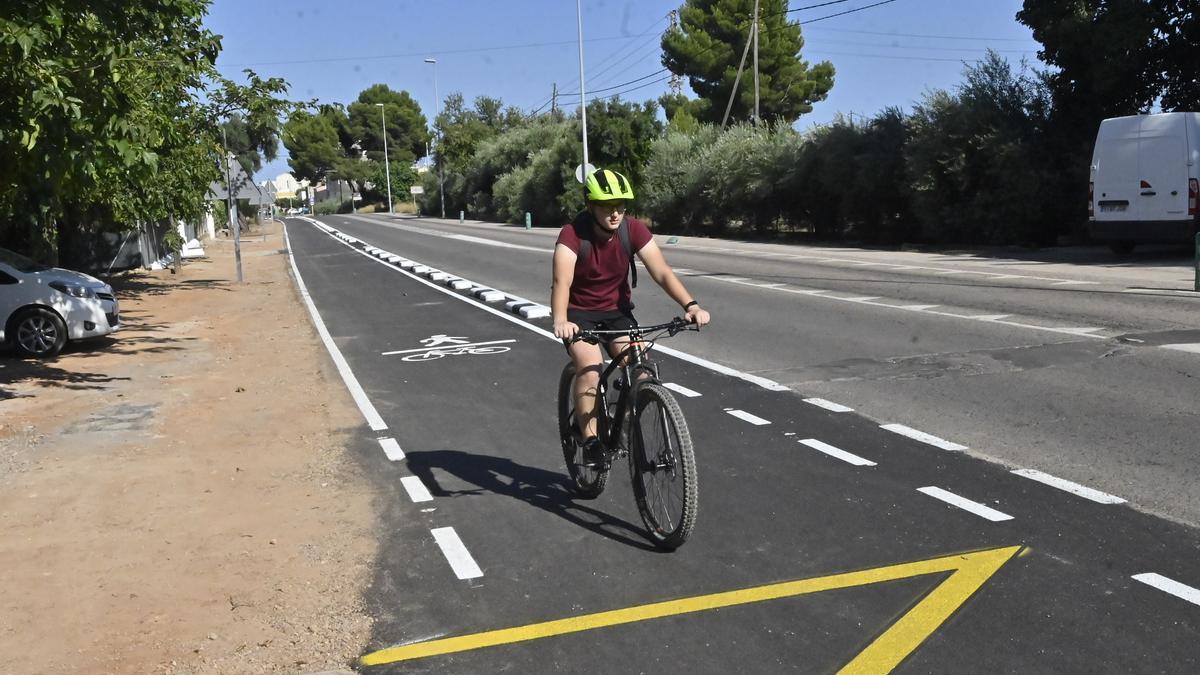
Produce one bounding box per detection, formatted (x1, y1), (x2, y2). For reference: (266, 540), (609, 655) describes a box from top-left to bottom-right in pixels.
(204, 0), (1043, 183)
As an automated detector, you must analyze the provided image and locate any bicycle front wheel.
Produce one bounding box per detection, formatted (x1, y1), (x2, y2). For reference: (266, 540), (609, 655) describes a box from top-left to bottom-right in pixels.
(558, 363), (609, 498)
(630, 382), (697, 550)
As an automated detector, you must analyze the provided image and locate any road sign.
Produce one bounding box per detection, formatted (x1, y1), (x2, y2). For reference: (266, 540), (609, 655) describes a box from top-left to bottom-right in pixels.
(410, 186), (425, 195)
(574, 162), (597, 183)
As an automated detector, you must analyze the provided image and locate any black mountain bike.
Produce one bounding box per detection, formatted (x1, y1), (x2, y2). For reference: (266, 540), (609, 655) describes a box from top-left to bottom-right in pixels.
(558, 317), (699, 550)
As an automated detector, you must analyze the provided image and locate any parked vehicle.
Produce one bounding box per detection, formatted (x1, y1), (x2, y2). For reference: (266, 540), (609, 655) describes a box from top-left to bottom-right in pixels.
(0, 247), (120, 358)
(1089, 112), (1200, 254)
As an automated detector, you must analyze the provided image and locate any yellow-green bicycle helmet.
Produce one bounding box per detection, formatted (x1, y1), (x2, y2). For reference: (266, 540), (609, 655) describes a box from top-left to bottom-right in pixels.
(584, 168), (635, 202)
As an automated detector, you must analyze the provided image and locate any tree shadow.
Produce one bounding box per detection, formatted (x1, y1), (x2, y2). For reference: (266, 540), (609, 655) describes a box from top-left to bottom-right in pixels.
(404, 449), (660, 552)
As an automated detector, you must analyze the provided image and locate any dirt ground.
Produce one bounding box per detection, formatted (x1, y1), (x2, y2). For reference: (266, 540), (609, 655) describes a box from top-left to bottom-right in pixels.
(0, 221), (375, 673)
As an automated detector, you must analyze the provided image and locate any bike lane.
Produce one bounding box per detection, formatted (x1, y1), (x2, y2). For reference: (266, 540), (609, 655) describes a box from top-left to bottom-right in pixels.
(284, 218), (1200, 673)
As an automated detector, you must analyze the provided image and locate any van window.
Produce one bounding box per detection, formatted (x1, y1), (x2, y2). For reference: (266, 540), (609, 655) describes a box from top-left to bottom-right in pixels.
(0, 270), (17, 284)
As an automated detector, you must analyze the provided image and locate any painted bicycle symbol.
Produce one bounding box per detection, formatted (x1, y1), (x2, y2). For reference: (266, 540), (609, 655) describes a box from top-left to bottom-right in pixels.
(382, 335), (516, 362)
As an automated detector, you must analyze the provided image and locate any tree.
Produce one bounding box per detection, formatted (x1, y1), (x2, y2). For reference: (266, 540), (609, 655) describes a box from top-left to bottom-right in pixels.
(661, 0), (834, 125)
(222, 112), (278, 175)
(283, 106), (345, 181)
(583, 98), (663, 198)
(0, 0), (294, 265)
(434, 93), (525, 173)
(344, 84), (428, 166)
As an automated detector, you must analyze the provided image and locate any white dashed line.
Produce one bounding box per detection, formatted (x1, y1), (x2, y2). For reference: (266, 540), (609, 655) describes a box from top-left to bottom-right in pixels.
(1132, 573), (1200, 607)
(1011, 469), (1126, 504)
(400, 476), (434, 503)
(917, 486), (1013, 522)
(724, 409), (771, 425)
(1161, 343), (1200, 354)
(378, 437), (405, 461)
(901, 304), (940, 310)
(431, 527), (484, 580)
(881, 424), (967, 451)
(803, 398), (854, 413)
(663, 382), (701, 398)
(800, 438), (876, 466)
(971, 314), (1011, 321)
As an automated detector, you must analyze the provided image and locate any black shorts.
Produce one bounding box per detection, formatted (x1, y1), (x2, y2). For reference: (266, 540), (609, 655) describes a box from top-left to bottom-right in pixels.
(563, 308), (638, 349)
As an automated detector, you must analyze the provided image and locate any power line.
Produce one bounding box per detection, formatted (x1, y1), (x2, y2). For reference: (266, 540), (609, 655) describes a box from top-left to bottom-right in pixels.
(799, 0), (901, 25)
(218, 33), (655, 68)
(806, 26), (1039, 43)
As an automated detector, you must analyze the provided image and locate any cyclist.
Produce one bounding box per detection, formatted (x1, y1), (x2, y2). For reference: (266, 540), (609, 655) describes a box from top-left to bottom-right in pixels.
(552, 167), (710, 466)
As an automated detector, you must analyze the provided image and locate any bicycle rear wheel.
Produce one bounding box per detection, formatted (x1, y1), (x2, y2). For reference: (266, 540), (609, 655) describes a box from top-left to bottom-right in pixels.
(630, 382), (697, 550)
(558, 363), (609, 498)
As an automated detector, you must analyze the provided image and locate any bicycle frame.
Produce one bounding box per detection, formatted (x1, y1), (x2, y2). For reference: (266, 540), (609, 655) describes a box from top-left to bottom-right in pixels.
(594, 333), (660, 453)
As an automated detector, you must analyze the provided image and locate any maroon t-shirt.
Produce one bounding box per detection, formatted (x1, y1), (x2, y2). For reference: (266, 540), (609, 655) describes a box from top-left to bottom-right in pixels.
(556, 215), (653, 312)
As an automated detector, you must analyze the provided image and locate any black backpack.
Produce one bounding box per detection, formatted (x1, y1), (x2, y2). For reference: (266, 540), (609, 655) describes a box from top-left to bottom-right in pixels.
(573, 211), (637, 288)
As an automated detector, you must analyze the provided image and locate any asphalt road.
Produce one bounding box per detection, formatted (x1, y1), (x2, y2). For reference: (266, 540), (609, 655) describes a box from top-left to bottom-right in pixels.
(283, 215), (1200, 673)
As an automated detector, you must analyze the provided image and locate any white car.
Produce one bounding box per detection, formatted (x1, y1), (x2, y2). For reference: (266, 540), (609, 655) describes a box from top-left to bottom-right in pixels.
(0, 246), (120, 358)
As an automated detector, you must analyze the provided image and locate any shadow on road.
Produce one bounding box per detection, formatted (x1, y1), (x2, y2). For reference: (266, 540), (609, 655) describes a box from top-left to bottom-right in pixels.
(404, 449), (660, 552)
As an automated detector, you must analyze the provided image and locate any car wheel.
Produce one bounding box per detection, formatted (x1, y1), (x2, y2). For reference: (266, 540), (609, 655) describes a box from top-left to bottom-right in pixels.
(11, 307), (67, 358)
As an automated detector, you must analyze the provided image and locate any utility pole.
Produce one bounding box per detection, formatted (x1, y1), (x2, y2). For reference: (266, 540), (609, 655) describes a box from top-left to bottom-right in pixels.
(668, 10), (683, 96)
(576, 0), (589, 171)
(551, 83), (558, 116)
(221, 126), (243, 283)
(721, 17), (756, 128)
(752, 0), (761, 123)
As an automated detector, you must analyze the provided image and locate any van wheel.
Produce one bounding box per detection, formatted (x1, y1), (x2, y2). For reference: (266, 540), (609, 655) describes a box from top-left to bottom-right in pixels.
(11, 307), (68, 359)
(1109, 242), (1135, 255)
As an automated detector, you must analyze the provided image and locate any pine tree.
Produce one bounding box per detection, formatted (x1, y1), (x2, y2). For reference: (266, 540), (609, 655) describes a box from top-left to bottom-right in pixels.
(661, 0), (834, 125)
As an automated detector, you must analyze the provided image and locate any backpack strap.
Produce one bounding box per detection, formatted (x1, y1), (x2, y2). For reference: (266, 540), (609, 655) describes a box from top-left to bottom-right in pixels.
(617, 217), (637, 288)
(571, 211), (637, 288)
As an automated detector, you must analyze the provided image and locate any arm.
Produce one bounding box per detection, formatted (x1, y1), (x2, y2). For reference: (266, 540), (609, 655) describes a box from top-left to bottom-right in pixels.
(552, 243), (579, 339)
(637, 240), (711, 327)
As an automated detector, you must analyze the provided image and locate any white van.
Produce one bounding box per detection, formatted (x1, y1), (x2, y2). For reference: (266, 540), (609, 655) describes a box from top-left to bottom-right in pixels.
(1089, 112), (1200, 253)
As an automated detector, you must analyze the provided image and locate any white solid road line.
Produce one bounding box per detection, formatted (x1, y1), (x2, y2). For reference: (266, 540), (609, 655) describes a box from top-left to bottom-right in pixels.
(284, 223), (388, 432)
(400, 476), (434, 503)
(1011, 469), (1126, 504)
(881, 423), (968, 451)
(431, 527), (484, 580)
(917, 486), (1014, 522)
(1161, 343), (1200, 354)
(378, 437), (405, 461)
(803, 398), (854, 413)
(663, 382), (702, 398)
(1132, 573), (1200, 607)
(725, 408), (771, 425)
(800, 438), (877, 466)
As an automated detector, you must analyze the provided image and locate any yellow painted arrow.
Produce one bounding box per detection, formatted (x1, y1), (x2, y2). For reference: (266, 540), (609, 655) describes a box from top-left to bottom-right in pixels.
(360, 545), (1023, 671)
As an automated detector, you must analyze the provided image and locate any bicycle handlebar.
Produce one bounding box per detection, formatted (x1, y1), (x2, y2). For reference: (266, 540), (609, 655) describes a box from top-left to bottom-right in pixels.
(566, 316), (698, 345)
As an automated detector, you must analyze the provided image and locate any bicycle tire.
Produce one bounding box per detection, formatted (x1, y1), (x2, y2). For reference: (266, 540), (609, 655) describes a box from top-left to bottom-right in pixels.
(630, 382), (698, 550)
(558, 363), (609, 498)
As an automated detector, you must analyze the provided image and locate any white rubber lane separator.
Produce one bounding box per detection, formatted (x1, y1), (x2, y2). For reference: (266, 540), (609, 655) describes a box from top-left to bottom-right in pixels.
(519, 305), (551, 319)
(378, 437), (405, 461)
(917, 486), (1013, 522)
(803, 398), (854, 413)
(282, 224), (387, 432)
(1011, 469), (1126, 504)
(881, 424), (967, 451)
(800, 439), (876, 466)
(400, 476), (434, 503)
(1161, 343), (1200, 354)
(431, 527), (484, 580)
(1132, 573), (1200, 607)
(724, 408), (771, 425)
(663, 382), (701, 398)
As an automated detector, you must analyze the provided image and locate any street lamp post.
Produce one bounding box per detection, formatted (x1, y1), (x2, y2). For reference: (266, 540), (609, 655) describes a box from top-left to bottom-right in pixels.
(376, 103), (393, 215)
(424, 57), (446, 219)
